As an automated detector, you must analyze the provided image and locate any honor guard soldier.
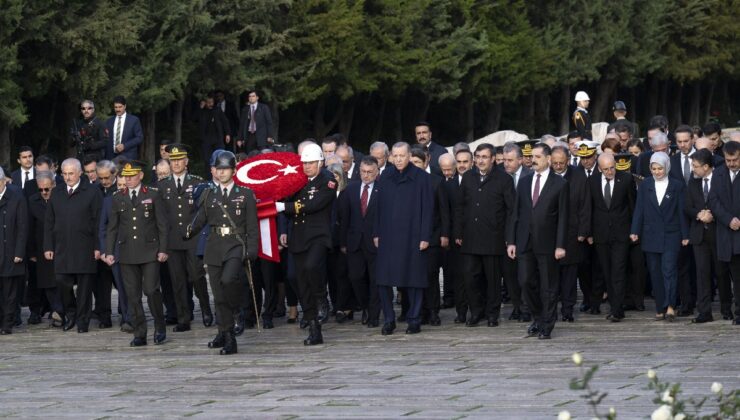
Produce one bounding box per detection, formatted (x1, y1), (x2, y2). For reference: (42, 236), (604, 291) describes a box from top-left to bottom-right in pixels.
(572, 91), (592, 139)
(104, 161), (169, 347)
(517, 140), (538, 169)
(276, 143), (337, 345)
(158, 144), (213, 332)
(70, 100), (108, 161)
(187, 151), (258, 355)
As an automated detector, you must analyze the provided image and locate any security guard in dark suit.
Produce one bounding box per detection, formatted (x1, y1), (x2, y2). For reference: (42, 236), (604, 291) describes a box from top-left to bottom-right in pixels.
(158, 144), (213, 332)
(277, 143), (336, 346)
(104, 161), (169, 347)
(187, 151), (258, 355)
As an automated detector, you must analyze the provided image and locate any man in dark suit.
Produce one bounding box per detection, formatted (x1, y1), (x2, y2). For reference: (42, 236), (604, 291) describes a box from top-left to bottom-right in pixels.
(215, 90), (240, 138)
(11, 146), (35, 191)
(237, 90), (273, 153)
(588, 154), (636, 322)
(670, 125), (698, 316)
(43, 158), (103, 333)
(105, 96), (143, 161)
(198, 94), (231, 160)
(439, 153), (459, 310)
(501, 142), (533, 321)
(339, 156), (381, 327)
(410, 146), (449, 326)
(707, 141), (740, 325)
(635, 124), (670, 178)
(0, 168), (28, 334)
(336, 145), (360, 182)
(507, 143), (568, 339)
(104, 161), (169, 346)
(550, 145), (590, 322)
(414, 122), (445, 176)
(454, 143), (514, 327)
(687, 149), (732, 323)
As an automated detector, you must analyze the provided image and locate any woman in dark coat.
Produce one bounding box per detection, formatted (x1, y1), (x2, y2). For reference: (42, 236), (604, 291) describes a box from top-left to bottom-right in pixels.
(374, 143), (433, 334)
(28, 172), (63, 324)
(630, 151), (689, 321)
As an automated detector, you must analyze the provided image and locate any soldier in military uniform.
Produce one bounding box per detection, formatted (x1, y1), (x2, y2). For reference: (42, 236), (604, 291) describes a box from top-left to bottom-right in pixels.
(572, 91), (592, 139)
(158, 144), (213, 332)
(517, 140), (538, 169)
(276, 143), (337, 345)
(104, 161), (169, 346)
(187, 151), (258, 355)
(70, 100), (108, 161)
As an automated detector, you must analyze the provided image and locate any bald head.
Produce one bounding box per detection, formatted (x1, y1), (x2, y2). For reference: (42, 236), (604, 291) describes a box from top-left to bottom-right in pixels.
(695, 136), (712, 151)
(598, 153), (616, 180)
(438, 153), (456, 179)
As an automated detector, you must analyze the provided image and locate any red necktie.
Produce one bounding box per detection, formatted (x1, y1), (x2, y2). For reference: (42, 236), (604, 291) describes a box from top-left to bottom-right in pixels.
(532, 174), (541, 207)
(360, 184), (369, 217)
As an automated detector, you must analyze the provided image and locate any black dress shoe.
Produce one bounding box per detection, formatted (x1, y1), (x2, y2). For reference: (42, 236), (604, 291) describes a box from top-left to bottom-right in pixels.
(538, 331), (551, 340)
(405, 324), (421, 334)
(361, 310), (369, 325)
(526, 322), (539, 337)
(398, 313), (407, 323)
(173, 324), (191, 332)
(130, 337), (147, 347)
(165, 317), (178, 326)
(589, 307), (601, 315)
(606, 314), (622, 323)
(0, 329), (11, 335)
(153, 332), (167, 345)
(335, 312), (351, 324)
(77, 326), (89, 333)
(430, 314), (441, 326)
(519, 312), (532, 323)
(579, 303), (590, 313)
(677, 308), (694, 317)
(287, 317), (297, 324)
(62, 318), (76, 332)
(721, 312), (733, 320)
(98, 319), (113, 329)
(466, 315), (483, 327)
(562, 314), (574, 322)
(635, 304), (646, 311)
(220, 330), (237, 355)
(487, 319), (499, 327)
(262, 318), (274, 329)
(27, 312), (42, 325)
(691, 315), (713, 324)
(120, 322), (134, 333)
(454, 314), (466, 324)
(208, 332), (225, 348)
(508, 308), (521, 321)
(366, 320), (379, 328)
(441, 300), (455, 309)
(622, 304), (637, 311)
(202, 312), (214, 327)
(304, 320), (324, 345)
(299, 318), (309, 329)
(381, 321), (396, 335)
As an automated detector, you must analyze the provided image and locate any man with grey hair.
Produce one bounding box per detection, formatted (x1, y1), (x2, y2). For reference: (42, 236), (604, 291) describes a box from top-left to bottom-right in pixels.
(541, 134), (558, 148)
(0, 167), (28, 334)
(44, 158), (103, 332)
(369, 141), (389, 175)
(336, 145), (358, 180)
(452, 142), (470, 155)
(71, 99), (108, 161)
(636, 131), (670, 178)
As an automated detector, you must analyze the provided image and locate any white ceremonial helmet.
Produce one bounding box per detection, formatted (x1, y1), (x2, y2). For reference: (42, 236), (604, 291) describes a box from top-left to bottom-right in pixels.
(574, 91), (590, 102)
(300, 143), (324, 162)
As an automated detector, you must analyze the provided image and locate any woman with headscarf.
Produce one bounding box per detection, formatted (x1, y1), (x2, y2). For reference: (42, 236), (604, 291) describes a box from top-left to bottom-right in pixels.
(630, 152), (689, 321)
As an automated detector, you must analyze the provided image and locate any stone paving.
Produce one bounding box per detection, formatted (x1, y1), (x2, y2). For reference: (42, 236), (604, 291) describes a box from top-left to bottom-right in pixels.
(0, 293), (738, 419)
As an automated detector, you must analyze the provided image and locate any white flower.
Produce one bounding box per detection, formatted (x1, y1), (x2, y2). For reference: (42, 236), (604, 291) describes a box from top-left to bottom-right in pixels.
(609, 407), (616, 416)
(674, 413), (686, 420)
(711, 382), (723, 394)
(572, 353), (583, 366)
(647, 369), (657, 379)
(661, 390), (674, 403)
(651, 404), (672, 420)
(557, 410), (571, 420)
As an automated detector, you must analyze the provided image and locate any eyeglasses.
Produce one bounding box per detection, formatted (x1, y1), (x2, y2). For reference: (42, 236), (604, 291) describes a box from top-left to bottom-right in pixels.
(80, 107), (93, 111)
(38, 188), (51, 192)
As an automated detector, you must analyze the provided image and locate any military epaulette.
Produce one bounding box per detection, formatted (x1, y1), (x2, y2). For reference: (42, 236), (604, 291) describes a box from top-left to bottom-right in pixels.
(144, 186), (158, 192)
(188, 174), (203, 181)
(113, 188), (127, 196)
(163, 175), (173, 181)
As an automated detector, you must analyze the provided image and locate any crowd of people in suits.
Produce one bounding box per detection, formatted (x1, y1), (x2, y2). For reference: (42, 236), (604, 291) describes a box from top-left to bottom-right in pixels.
(0, 90), (738, 352)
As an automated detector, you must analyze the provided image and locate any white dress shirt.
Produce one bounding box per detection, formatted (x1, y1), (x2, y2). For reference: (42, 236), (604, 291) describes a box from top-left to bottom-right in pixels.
(655, 177), (669, 205)
(531, 168), (550, 200)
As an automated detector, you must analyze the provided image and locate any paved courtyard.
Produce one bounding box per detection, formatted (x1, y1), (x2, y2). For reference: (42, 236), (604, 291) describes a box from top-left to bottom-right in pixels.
(1, 294), (738, 419)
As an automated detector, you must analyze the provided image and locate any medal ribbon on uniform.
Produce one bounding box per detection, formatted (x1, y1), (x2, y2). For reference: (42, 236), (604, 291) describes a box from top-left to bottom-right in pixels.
(256, 200), (280, 261)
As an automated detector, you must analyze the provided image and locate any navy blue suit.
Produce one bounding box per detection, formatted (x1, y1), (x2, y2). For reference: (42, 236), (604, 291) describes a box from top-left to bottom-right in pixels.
(105, 113), (143, 160)
(339, 180), (380, 323)
(631, 176), (689, 313)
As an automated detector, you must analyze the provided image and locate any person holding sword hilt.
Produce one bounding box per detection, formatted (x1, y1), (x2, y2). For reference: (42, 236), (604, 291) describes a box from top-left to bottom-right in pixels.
(186, 151), (258, 355)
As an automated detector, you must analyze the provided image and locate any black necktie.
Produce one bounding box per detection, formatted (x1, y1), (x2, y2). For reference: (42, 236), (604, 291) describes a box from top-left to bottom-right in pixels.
(131, 189), (137, 204)
(703, 178), (709, 203)
(604, 179), (611, 208)
(177, 177), (182, 194)
(222, 187), (228, 203)
(587, 169), (592, 177)
(24, 171), (29, 186)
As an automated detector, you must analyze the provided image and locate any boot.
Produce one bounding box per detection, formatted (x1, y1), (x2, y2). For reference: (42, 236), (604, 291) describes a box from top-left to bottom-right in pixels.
(208, 331), (225, 348)
(304, 320), (324, 346)
(219, 329), (238, 355)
